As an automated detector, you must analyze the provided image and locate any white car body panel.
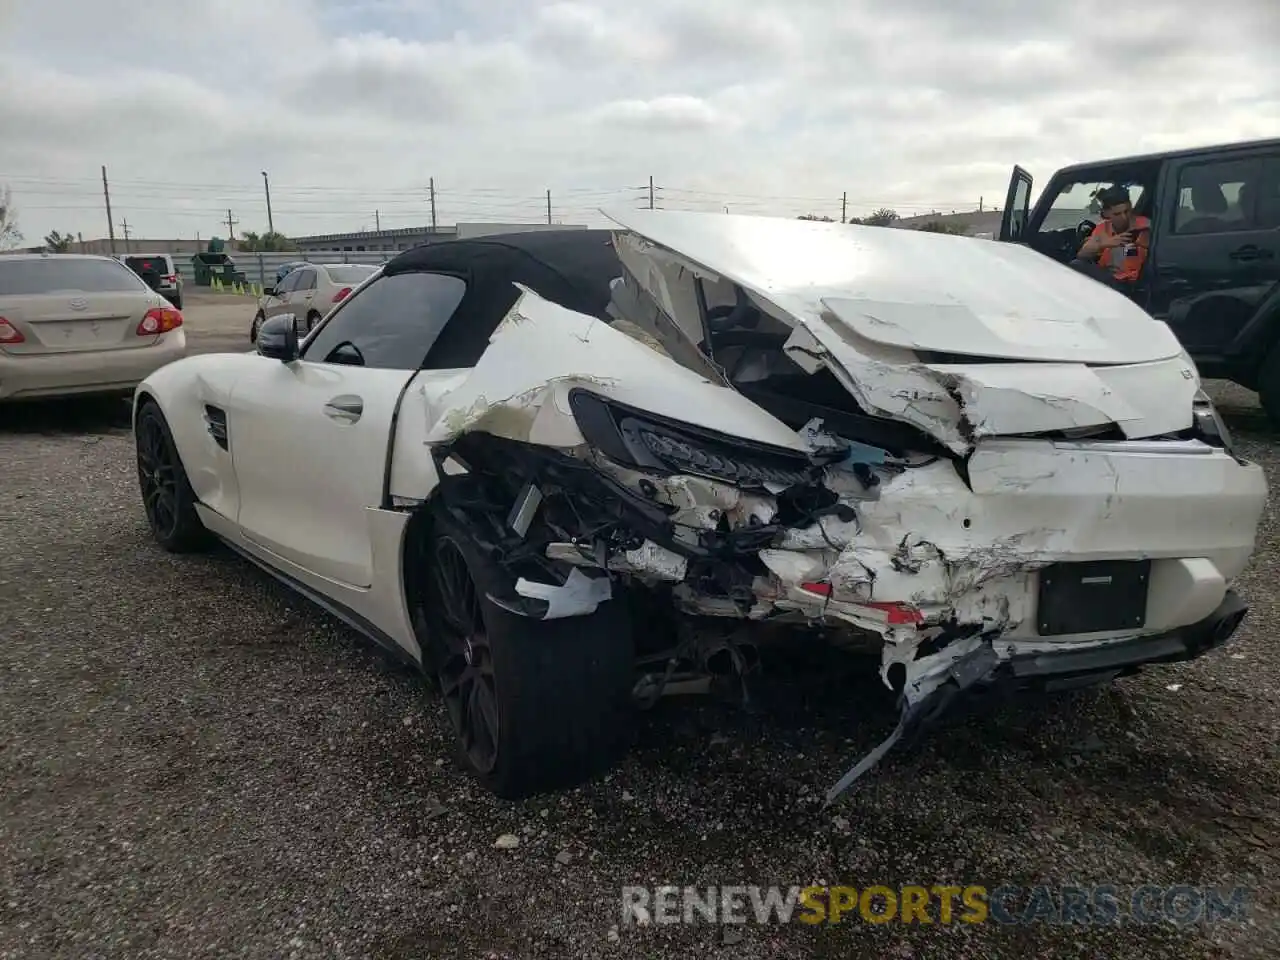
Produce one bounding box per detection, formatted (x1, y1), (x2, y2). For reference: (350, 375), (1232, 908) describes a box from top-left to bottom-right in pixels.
(226, 360), (414, 587)
(423, 287), (806, 452)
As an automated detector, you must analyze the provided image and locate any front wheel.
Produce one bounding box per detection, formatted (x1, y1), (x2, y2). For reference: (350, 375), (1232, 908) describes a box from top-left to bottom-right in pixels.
(422, 503), (634, 798)
(135, 401), (212, 553)
(306, 311), (322, 335)
(250, 312), (264, 343)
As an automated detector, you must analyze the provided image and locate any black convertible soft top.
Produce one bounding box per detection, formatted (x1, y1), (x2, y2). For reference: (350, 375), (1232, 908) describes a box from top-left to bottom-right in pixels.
(381, 229), (624, 368)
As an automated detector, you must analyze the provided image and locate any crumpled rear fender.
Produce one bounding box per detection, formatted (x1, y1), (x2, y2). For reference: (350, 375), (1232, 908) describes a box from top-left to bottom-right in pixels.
(424, 287), (806, 452)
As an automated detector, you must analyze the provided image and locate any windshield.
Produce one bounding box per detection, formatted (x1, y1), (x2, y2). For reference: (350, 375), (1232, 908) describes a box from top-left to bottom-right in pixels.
(0, 258), (145, 295)
(1043, 180), (1143, 231)
(324, 265), (377, 283)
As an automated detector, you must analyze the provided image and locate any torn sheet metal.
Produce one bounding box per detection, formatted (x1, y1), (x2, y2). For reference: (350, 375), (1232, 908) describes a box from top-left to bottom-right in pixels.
(820, 295), (1174, 366)
(621, 541), (689, 581)
(545, 540), (689, 582)
(930, 362), (1138, 436)
(425, 288), (806, 453)
(602, 208), (1182, 367)
(601, 208), (1198, 452)
(824, 640), (1001, 805)
(514, 568), (613, 619)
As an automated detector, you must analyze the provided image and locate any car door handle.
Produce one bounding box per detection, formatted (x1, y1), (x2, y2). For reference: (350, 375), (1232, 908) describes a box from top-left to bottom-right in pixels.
(1228, 245), (1274, 261)
(323, 395), (363, 423)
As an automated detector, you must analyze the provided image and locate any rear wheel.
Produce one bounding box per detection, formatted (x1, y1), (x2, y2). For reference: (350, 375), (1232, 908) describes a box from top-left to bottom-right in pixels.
(1258, 339), (1280, 425)
(250, 311), (265, 343)
(135, 401), (212, 553)
(422, 503), (634, 798)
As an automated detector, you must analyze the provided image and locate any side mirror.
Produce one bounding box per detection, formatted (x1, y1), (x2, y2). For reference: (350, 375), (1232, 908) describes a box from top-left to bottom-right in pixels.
(256, 314), (299, 362)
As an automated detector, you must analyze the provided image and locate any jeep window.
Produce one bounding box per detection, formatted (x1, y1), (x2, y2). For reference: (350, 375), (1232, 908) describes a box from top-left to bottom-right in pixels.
(1259, 153), (1280, 229)
(1174, 158), (1255, 234)
(1041, 180), (1144, 230)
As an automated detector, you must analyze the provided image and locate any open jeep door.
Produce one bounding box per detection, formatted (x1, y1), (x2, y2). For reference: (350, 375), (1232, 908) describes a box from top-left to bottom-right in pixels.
(999, 165), (1034, 242)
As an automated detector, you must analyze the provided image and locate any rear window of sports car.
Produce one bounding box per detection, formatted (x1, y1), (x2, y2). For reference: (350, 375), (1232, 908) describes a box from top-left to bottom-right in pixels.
(0, 259), (146, 295)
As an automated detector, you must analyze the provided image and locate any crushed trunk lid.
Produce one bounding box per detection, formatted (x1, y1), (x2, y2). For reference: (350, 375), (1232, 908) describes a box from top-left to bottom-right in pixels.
(602, 210), (1197, 453)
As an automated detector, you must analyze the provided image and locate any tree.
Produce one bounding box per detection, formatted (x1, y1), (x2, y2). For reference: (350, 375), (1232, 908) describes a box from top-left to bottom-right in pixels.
(238, 230), (297, 252)
(0, 185), (22, 250)
(915, 220), (968, 235)
(797, 213), (835, 221)
(861, 208), (900, 227)
(43, 230), (74, 253)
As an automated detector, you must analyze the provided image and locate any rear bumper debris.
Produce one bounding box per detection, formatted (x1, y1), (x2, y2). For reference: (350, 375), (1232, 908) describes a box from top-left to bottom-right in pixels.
(823, 590), (1249, 805)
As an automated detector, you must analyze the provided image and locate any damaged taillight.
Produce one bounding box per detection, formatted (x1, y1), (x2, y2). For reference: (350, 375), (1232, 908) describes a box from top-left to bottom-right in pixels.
(856, 601), (923, 625)
(568, 389), (815, 491)
(800, 583), (922, 625)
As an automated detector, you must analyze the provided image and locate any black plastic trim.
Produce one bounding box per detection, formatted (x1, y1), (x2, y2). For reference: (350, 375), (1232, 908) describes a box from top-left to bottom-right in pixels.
(1013, 589), (1247, 679)
(217, 536), (421, 671)
(203, 404), (228, 451)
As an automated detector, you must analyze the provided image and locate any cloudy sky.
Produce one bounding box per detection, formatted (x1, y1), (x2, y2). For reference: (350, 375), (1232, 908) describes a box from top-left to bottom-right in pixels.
(1, 0), (1277, 242)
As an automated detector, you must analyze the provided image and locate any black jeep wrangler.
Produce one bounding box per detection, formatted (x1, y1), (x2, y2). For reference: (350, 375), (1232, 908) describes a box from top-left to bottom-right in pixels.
(997, 138), (1280, 422)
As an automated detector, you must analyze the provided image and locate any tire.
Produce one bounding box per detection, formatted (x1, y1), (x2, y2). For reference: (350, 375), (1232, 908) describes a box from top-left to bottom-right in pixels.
(250, 312), (264, 343)
(1258, 340), (1280, 425)
(135, 400), (212, 553)
(421, 502), (634, 798)
(173, 294), (183, 310)
(306, 311), (321, 335)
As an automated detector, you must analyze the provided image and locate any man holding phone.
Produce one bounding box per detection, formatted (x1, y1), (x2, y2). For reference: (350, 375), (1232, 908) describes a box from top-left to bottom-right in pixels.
(1071, 185), (1151, 289)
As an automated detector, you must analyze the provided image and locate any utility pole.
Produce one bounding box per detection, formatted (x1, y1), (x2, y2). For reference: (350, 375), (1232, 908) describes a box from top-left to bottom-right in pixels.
(375, 209), (381, 232)
(428, 177), (437, 232)
(224, 209), (239, 240)
(76, 231), (84, 253)
(979, 196), (984, 213)
(261, 171), (274, 234)
(120, 218), (132, 253)
(648, 175), (655, 210)
(546, 189), (552, 224)
(842, 192), (848, 223)
(101, 165), (117, 255)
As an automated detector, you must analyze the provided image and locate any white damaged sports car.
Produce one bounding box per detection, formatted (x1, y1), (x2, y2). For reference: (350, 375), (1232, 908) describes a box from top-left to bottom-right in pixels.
(133, 211), (1268, 801)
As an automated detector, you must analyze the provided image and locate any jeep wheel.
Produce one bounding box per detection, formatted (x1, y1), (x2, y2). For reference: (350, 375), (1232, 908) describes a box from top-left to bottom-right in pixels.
(1258, 341), (1280, 426)
(422, 503), (633, 798)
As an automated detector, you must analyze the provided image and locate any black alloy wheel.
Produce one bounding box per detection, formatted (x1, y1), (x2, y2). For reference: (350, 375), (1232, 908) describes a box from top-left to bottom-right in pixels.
(137, 410), (179, 541)
(430, 536), (500, 774)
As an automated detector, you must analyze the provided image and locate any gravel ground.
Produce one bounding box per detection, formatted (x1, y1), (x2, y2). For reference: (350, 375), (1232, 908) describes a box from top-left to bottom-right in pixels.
(1, 300), (1278, 958)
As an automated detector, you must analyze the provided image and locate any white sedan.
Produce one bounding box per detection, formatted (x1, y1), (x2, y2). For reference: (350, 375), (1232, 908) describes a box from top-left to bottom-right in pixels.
(1, 253), (185, 401)
(132, 212), (1267, 801)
